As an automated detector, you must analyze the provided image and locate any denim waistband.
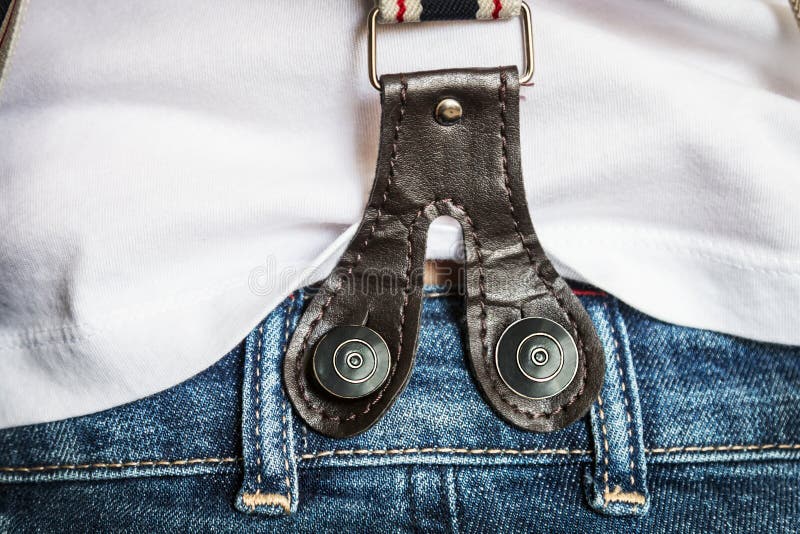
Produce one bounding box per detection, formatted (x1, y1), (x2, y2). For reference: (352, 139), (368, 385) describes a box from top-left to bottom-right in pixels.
(1, 287), (799, 529)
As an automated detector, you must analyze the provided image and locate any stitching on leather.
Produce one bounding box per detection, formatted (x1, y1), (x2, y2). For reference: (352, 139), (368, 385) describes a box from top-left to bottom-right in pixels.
(358, 77), (409, 266)
(0, 457), (241, 473)
(298, 447), (592, 460)
(498, 71), (530, 266)
(497, 70), (588, 418)
(596, 395), (611, 506)
(605, 300), (638, 488)
(294, 73), (588, 424)
(294, 78), (409, 422)
(296, 197), (465, 423)
(404, 200), (569, 419)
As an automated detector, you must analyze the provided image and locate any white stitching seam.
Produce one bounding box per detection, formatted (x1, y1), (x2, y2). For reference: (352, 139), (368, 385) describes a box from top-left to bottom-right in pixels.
(297, 443), (800, 461)
(252, 323), (264, 493)
(278, 297), (297, 508)
(604, 300), (638, 488)
(300, 447), (591, 460)
(1, 444), (798, 473)
(595, 395), (611, 506)
(0, 457), (241, 473)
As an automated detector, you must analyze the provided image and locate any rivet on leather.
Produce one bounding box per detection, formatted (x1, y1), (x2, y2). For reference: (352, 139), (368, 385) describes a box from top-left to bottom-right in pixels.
(283, 67), (605, 437)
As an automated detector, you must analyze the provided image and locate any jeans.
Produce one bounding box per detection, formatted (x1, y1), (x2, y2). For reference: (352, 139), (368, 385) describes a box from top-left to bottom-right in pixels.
(1, 287), (798, 532)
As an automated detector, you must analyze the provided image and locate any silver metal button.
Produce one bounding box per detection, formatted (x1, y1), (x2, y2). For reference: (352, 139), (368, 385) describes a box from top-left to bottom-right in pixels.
(495, 317), (578, 399)
(313, 326), (390, 399)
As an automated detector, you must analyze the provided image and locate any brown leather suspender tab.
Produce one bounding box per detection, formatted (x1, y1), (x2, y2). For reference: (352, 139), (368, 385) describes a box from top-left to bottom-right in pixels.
(284, 68), (604, 437)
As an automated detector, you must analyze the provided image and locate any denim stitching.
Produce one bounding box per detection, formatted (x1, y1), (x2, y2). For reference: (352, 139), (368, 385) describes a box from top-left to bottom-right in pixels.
(301, 423), (309, 454)
(243, 297), (295, 512)
(298, 447), (592, 460)
(3, 444), (798, 473)
(648, 444), (800, 454)
(253, 322), (265, 491)
(595, 395), (611, 506)
(296, 443), (800, 462)
(605, 299), (638, 488)
(0, 457), (241, 473)
(444, 467), (460, 534)
(239, 297), (298, 513)
(278, 296), (297, 508)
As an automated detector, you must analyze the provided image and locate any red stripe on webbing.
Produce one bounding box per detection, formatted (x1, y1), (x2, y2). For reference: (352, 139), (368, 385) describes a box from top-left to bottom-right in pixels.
(492, 0), (503, 19)
(572, 289), (607, 297)
(397, 0), (406, 22)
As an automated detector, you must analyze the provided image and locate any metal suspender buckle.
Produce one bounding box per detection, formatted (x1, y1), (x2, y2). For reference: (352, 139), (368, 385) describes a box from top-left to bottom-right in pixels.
(367, 1), (534, 90)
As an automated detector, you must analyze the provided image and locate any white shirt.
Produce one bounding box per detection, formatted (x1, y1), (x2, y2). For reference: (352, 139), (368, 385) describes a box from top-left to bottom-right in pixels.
(1, 0), (798, 429)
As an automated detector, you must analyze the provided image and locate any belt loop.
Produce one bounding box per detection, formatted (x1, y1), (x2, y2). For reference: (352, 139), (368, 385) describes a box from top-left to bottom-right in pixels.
(235, 291), (303, 516)
(583, 296), (650, 516)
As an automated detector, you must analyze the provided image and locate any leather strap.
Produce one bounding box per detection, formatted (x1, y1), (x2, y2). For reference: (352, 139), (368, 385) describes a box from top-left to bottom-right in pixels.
(376, 0), (521, 24)
(284, 67), (604, 437)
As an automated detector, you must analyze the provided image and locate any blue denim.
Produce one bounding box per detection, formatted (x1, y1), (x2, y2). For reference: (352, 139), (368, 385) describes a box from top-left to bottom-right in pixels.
(1, 288), (798, 532)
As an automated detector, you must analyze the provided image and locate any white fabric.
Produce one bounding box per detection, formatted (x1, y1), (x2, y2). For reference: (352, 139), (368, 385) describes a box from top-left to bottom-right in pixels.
(1, 0), (799, 429)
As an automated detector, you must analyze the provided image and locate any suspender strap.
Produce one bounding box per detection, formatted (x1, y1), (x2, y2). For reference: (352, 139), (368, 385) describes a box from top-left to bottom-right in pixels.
(376, 0), (521, 24)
